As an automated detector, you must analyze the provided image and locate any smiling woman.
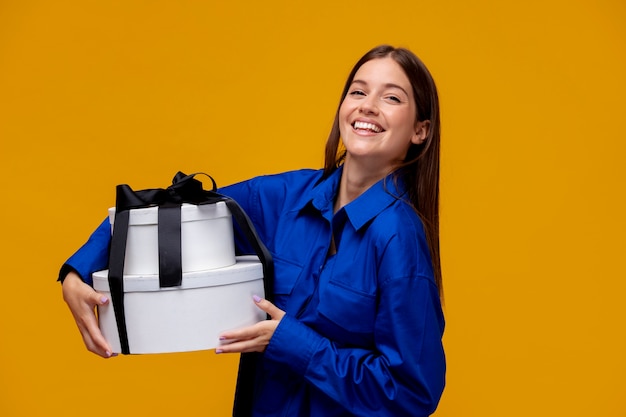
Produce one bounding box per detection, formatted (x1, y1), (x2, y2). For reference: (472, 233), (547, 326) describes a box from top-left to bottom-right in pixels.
(58, 45), (446, 417)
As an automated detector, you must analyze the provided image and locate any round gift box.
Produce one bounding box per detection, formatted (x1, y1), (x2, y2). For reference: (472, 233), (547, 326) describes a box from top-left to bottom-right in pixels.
(108, 202), (236, 276)
(92, 256), (265, 354)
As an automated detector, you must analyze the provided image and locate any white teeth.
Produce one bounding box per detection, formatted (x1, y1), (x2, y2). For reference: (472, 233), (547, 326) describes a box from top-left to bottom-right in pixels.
(354, 121), (382, 133)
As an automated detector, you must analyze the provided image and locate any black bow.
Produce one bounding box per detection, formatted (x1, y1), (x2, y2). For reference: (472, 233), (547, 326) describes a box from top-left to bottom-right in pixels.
(115, 171), (218, 211)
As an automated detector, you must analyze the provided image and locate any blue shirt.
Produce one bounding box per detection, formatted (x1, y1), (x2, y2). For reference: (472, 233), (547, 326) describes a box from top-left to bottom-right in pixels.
(63, 167), (446, 416)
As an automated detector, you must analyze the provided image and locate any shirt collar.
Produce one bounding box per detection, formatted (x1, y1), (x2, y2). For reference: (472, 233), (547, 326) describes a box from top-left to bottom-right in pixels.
(302, 166), (408, 230)
(303, 166), (342, 221)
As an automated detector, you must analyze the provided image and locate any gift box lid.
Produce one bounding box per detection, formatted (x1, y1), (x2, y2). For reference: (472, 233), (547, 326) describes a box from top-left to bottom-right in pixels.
(92, 255), (263, 293)
(108, 201), (231, 226)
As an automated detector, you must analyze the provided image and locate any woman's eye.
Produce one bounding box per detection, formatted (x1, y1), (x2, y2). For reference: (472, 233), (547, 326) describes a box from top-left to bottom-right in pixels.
(349, 90), (366, 96)
(386, 95), (401, 103)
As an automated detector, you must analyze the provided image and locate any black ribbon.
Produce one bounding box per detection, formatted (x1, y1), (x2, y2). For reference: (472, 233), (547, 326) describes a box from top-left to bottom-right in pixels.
(108, 172), (274, 356)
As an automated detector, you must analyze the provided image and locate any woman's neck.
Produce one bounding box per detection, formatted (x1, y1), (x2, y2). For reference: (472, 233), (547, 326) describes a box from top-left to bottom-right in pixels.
(334, 157), (394, 213)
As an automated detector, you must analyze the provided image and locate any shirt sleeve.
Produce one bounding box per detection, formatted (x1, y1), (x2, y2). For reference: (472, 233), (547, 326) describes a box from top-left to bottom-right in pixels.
(58, 218), (111, 286)
(218, 170), (323, 256)
(218, 179), (264, 256)
(263, 218), (446, 416)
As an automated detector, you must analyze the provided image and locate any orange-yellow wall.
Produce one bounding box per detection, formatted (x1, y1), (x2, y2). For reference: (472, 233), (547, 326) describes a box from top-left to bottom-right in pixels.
(1, 1), (624, 416)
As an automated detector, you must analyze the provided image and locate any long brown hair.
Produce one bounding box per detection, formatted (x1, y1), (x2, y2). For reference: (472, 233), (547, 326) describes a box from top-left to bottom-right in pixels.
(323, 45), (443, 296)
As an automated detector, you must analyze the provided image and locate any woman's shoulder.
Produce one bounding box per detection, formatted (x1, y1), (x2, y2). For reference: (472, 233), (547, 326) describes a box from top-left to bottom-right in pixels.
(257, 168), (323, 185)
(369, 197), (431, 254)
(223, 169), (323, 209)
(221, 168), (322, 195)
(372, 196), (426, 238)
(371, 202), (435, 281)
(251, 168), (324, 196)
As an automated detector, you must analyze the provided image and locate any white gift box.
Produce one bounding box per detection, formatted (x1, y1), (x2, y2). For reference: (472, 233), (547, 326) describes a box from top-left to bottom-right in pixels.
(108, 202), (236, 275)
(93, 256), (265, 354)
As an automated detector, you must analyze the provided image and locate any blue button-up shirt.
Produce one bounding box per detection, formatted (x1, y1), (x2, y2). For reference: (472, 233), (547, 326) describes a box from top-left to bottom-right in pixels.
(63, 167), (446, 417)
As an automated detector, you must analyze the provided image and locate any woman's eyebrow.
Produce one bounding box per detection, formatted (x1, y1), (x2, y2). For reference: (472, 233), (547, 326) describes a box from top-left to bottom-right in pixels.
(351, 79), (409, 96)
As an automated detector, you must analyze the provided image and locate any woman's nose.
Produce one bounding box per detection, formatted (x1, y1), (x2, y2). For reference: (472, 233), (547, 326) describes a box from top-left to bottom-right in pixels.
(359, 96), (379, 115)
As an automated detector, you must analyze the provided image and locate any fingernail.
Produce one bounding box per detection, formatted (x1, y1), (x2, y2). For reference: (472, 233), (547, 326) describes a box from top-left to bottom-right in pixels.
(100, 296), (109, 304)
(105, 351), (112, 357)
(219, 336), (226, 341)
(253, 294), (262, 303)
(111, 353), (118, 357)
(215, 349), (223, 354)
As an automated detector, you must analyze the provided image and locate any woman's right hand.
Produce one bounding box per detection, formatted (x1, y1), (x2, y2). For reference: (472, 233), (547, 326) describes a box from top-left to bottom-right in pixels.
(62, 271), (116, 358)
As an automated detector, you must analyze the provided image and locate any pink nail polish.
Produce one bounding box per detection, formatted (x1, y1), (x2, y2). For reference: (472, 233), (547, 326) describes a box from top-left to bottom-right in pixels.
(215, 349), (223, 354)
(253, 294), (262, 303)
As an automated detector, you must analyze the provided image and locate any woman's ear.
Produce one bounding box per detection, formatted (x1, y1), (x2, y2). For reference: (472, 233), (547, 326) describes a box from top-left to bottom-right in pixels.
(411, 120), (431, 145)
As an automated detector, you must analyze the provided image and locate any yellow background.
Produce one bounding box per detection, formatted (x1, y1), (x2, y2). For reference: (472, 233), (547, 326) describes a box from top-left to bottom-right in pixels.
(1, 1), (624, 416)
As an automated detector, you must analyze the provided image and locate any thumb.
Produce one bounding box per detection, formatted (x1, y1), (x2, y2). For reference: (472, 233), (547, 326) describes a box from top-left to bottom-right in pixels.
(253, 295), (285, 320)
(91, 291), (110, 307)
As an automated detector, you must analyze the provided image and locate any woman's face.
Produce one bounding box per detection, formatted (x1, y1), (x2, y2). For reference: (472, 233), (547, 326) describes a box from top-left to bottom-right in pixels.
(339, 57), (428, 172)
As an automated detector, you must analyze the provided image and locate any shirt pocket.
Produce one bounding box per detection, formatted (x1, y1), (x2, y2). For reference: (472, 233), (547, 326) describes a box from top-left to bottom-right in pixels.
(272, 255), (303, 296)
(318, 280), (377, 336)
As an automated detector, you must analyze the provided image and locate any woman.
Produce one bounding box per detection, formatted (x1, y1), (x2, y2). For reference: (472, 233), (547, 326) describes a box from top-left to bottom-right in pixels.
(60, 45), (446, 416)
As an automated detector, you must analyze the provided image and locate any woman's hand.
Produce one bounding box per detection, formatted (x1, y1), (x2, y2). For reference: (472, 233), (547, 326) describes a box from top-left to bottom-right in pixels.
(216, 295), (285, 354)
(62, 271), (116, 358)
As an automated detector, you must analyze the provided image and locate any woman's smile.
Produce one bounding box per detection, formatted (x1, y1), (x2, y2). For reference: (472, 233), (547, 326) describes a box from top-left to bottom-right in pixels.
(352, 120), (384, 134)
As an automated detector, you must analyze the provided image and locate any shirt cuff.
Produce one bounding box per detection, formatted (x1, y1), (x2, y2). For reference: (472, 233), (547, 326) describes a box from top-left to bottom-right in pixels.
(264, 314), (323, 376)
(57, 218), (111, 286)
(57, 264), (81, 284)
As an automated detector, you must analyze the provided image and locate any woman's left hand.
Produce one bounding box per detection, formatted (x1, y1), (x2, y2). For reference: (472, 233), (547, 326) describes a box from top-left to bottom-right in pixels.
(216, 295), (285, 354)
